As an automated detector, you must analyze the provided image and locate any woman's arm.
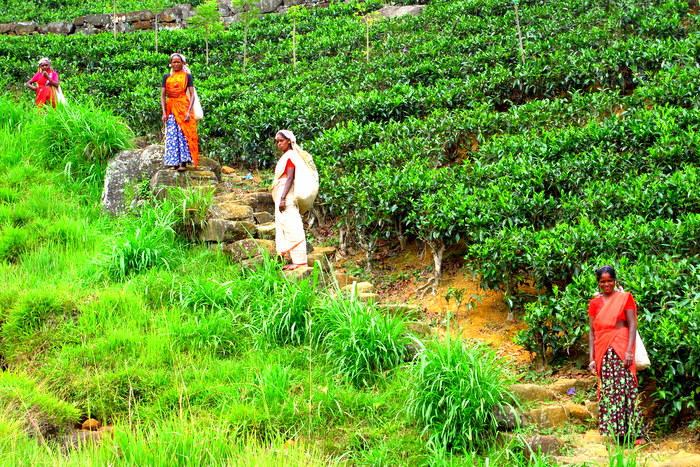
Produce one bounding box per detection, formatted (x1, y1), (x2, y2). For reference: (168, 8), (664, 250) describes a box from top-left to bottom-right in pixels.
(161, 87), (168, 123)
(25, 79), (37, 91)
(278, 166), (296, 212)
(624, 307), (636, 367)
(589, 316), (596, 375)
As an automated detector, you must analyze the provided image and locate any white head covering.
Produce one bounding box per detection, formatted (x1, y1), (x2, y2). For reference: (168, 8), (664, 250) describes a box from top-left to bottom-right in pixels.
(278, 129), (297, 144)
(38, 57), (51, 66)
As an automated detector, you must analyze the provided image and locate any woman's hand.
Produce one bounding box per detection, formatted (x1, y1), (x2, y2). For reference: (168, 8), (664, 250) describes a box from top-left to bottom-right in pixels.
(625, 352), (634, 367)
(184, 111), (191, 121)
(42, 71), (50, 79)
(588, 361), (596, 375)
(162, 112), (168, 123)
(279, 198), (287, 212)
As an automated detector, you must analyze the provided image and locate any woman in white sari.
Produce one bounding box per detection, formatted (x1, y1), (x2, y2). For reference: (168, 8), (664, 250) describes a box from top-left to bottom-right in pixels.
(272, 130), (308, 270)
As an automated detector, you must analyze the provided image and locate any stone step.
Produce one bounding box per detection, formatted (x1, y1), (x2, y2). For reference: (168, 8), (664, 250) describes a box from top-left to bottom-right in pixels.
(209, 203), (253, 221)
(199, 219), (256, 243)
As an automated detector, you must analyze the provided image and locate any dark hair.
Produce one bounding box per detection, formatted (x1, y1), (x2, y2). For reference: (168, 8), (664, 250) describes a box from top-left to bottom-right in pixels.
(596, 265), (617, 281)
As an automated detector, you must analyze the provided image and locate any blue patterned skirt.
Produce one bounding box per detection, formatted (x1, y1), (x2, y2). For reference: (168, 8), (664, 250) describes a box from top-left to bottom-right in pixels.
(164, 115), (193, 167)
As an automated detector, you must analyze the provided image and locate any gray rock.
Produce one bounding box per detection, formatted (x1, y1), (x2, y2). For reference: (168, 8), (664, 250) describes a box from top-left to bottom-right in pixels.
(283, 0), (305, 6)
(255, 223), (276, 240)
(235, 192), (275, 214)
(46, 21), (75, 35)
(150, 170), (218, 199)
(253, 211), (274, 224)
(197, 157), (222, 181)
(526, 406), (569, 429)
(132, 20), (153, 30)
(14, 21), (38, 35)
(199, 219), (256, 242)
(210, 203), (253, 221)
(75, 14), (112, 28)
(101, 145), (165, 215)
(527, 435), (565, 457)
(160, 4), (195, 22)
(492, 404), (525, 430)
(222, 238), (276, 262)
(509, 384), (558, 403)
(0, 23), (12, 34)
(126, 10), (155, 22)
(376, 5), (425, 19)
(259, 0), (284, 13)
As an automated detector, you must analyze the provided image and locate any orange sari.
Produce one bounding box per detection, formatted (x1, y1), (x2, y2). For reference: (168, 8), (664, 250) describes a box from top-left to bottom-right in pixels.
(592, 292), (637, 381)
(165, 71), (199, 167)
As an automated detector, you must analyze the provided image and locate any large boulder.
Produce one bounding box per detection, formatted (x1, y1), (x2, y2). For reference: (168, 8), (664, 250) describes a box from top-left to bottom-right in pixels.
(101, 145), (165, 215)
(46, 21), (75, 35)
(0, 23), (12, 34)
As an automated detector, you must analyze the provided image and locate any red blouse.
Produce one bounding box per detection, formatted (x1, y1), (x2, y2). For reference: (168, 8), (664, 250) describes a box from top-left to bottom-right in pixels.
(588, 293), (636, 319)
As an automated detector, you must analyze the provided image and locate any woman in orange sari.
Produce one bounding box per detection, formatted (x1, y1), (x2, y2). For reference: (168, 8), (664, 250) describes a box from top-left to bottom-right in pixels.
(160, 53), (198, 171)
(25, 57), (59, 107)
(588, 266), (646, 445)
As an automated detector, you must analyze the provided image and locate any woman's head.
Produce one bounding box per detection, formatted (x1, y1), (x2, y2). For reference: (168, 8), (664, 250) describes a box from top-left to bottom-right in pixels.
(37, 57), (52, 72)
(169, 53), (191, 74)
(596, 266), (618, 294)
(596, 265), (617, 282)
(275, 130), (296, 152)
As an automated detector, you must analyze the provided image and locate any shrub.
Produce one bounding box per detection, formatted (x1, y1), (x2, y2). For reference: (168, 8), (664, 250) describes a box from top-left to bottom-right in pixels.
(407, 339), (514, 452)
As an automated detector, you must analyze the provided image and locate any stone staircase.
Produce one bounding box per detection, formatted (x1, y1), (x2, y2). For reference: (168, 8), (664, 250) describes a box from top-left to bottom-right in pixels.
(509, 379), (700, 466)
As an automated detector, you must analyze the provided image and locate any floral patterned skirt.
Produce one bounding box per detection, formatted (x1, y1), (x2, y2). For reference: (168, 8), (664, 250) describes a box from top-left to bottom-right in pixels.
(599, 347), (643, 441)
(164, 115), (192, 167)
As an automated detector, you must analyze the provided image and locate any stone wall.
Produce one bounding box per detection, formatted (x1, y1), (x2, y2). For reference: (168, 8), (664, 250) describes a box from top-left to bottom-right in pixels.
(0, 0), (330, 36)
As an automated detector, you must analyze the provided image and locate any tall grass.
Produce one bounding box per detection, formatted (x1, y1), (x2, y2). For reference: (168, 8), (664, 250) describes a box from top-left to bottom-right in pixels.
(97, 199), (183, 280)
(314, 296), (410, 387)
(28, 102), (134, 179)
(407, 338), (516, 453)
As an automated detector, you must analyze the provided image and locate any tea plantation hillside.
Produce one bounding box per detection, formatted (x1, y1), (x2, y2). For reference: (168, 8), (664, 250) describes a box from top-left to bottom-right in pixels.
(2, 0), (700, 458)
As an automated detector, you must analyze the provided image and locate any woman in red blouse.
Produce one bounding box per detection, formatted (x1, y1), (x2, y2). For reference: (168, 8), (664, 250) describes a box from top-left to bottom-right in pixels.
(588, 266), (646, 445)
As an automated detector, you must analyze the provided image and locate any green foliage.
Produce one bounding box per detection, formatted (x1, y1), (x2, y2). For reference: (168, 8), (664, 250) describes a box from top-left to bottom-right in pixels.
(314, 296), (409, 387)
(407, 339), (515, 453)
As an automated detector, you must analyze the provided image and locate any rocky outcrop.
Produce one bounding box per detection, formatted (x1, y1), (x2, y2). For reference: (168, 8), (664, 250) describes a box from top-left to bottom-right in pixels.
(1, 3), (425, 36)
(101, 145), (166, 215)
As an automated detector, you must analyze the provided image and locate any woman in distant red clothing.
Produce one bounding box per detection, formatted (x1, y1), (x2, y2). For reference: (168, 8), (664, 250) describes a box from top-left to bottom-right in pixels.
(25, 57), (59, 107)
(588, 266), (646, 445)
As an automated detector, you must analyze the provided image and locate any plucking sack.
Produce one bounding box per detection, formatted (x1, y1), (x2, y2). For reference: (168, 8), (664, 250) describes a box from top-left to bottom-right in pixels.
(292, 148), (319, 214)
(635, 330), (650, 370)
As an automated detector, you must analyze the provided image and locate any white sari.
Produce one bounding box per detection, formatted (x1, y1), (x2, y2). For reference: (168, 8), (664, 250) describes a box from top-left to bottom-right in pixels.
(271, 149), (307, 265)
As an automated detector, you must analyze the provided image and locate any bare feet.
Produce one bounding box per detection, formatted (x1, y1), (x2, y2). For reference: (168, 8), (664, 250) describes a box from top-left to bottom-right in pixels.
(282, 263), (307, 271)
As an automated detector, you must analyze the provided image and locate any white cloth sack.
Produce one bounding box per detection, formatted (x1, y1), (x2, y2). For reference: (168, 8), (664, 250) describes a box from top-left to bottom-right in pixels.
(55, 86), (66, 104)
(291, 148), (319, 214)
(192, 88), (203, 120)
(635, 330), (650, 370)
